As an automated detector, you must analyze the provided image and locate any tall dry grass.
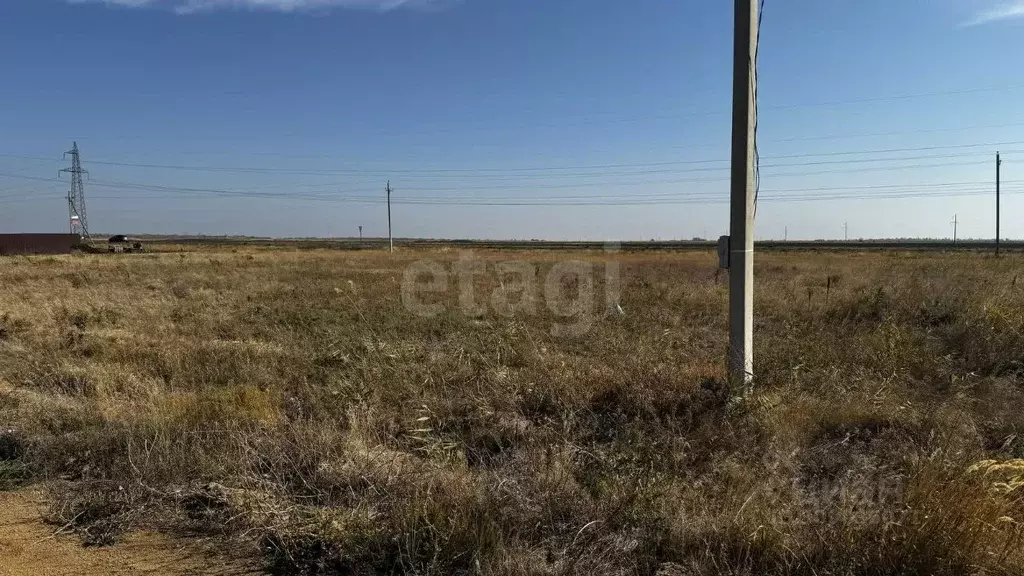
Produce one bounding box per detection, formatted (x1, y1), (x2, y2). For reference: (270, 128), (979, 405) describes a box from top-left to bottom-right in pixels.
(1, 245), (1023, 574)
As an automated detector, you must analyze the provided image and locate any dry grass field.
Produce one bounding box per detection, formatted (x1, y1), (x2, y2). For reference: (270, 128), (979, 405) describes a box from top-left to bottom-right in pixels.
(1, 244), (1024, 575)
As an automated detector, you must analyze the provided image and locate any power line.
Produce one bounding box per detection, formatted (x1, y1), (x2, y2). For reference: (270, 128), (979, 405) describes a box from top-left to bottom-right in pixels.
(6, 171), (1024, 207)
(24, 119), (1013, 162)
(61, 182), (1024, 204)
(9, 178), (1022, 203)
(74, 140), (1024, 173)
(33, 83), (1014, 139)
(765, 120), (1024, 144)
(2, 142), (1016, 179)
(5, 169), (1024, 203)
(70, 159), (999, 192)
(7, 186), (1018, 207)
(752, 0), (764, 213)
(342, 160), (993, 191)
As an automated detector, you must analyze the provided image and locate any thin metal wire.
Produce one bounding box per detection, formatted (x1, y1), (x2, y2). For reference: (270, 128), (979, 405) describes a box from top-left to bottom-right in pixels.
(753, 0), (764, 216)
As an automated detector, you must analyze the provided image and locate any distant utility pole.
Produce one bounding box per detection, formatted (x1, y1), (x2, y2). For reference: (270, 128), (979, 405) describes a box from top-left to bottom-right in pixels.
(843, 221), (848, 241)
(725, 0), (759, 385)
(358, 225), (363, 242)
(59, 142), (90, 241)
(996, 152), (1001, 257)
(951, 214), (958, 244)
(784, 226), (788, 242)
(386, 181), (393, 253)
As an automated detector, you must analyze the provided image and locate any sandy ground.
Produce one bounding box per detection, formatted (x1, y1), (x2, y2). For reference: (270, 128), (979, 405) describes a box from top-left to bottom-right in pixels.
(0, 490), (259, 576)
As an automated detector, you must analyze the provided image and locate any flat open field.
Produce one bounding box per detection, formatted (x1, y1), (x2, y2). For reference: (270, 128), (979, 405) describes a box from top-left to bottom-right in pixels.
(1, 245), (1023, 575)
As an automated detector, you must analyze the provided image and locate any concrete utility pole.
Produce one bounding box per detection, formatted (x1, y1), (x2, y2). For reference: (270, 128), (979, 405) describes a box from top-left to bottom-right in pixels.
(996, 152), (1001, 257)
(843, 221), (848, 241)
(726, 0), (758, 385)
(951, 214), (957, 244)
(784, 226), (788, 242)
(386, 181), (393, 253)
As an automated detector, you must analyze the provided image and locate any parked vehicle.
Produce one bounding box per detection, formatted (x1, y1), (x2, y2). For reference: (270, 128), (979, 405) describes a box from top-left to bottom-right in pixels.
(108, 235), (144, 253)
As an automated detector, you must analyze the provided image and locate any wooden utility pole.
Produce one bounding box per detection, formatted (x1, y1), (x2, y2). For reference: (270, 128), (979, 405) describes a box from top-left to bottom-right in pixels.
(727, 0), (758, 385)
(359, 225), (363, 242)
(386, 181), (393, 253)
(996, 152), (1001, 257)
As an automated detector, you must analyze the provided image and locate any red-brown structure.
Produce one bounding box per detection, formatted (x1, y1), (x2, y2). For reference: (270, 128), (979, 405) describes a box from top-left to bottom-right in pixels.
(0, 234), (80, 256)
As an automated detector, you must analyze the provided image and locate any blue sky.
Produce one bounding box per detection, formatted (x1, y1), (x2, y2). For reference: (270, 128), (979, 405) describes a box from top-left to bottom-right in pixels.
(1, 0), (1022, 240)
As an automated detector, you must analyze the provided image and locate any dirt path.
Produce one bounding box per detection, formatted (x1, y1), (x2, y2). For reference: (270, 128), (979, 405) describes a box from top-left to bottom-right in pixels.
(0, 490), (260, 576)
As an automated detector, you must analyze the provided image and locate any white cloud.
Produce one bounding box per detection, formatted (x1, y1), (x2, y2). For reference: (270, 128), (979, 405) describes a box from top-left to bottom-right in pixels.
(965, 1), (1024, 25)
(70, 0), (430, 14)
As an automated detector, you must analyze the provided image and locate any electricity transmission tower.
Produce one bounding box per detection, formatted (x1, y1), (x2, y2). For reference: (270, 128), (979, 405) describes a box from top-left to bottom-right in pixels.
(60, 142), (90, 241)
